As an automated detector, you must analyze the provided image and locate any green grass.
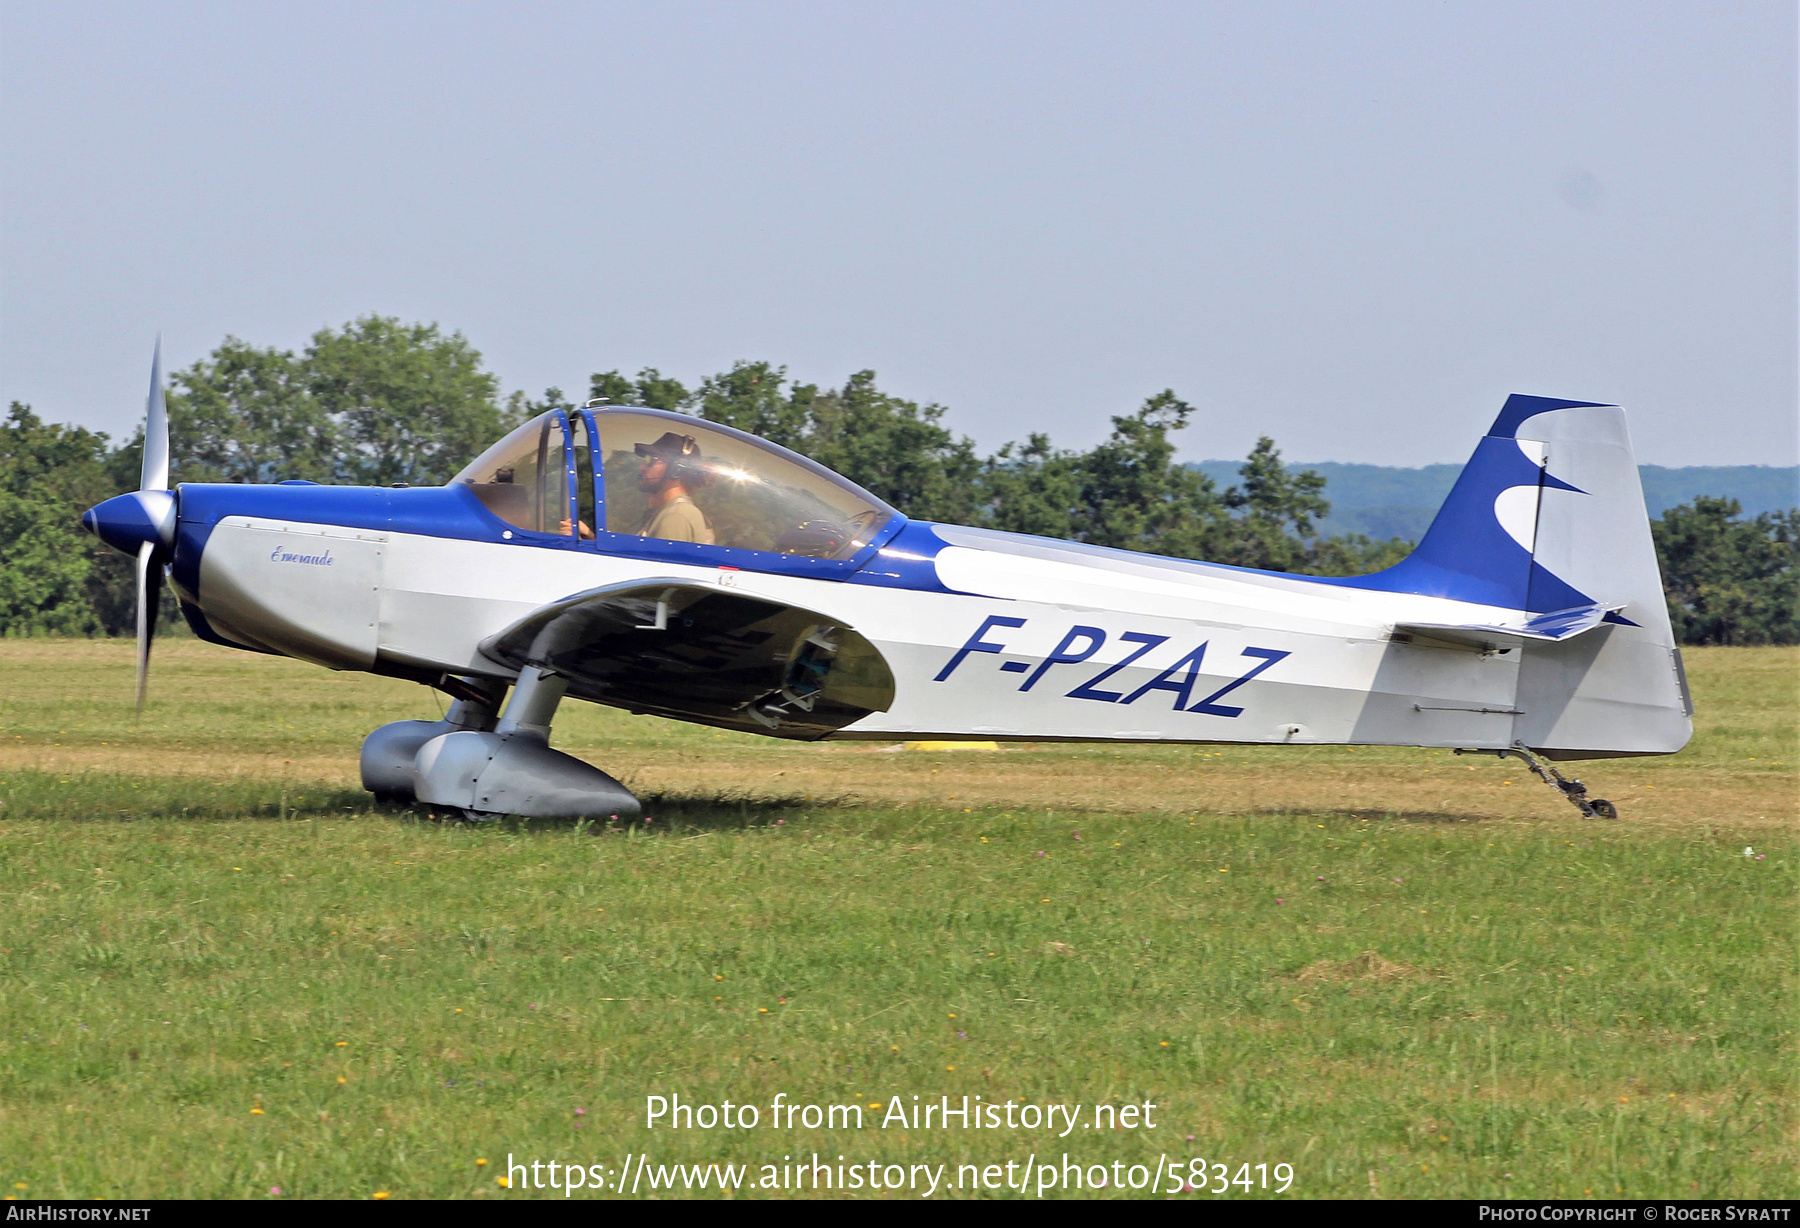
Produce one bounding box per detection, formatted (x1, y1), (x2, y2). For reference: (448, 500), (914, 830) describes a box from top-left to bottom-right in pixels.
(0, 646), (1792, 1200)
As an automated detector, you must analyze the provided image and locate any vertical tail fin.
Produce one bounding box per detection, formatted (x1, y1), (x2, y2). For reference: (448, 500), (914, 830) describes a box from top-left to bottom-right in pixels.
(1339, 395), (1691, 756)
(1343, 395), (1616, 612)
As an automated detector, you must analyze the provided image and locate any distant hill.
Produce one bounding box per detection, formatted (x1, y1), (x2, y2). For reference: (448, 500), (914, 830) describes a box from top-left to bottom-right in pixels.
(1192, 461), (1799, 543)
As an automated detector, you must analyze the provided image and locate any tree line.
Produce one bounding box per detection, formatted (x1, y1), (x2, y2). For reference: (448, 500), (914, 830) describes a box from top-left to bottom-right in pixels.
(1, 315), (1792, 645)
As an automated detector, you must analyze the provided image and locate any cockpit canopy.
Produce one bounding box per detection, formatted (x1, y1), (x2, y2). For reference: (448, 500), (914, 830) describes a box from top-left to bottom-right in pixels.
(449, 408), (896, 561)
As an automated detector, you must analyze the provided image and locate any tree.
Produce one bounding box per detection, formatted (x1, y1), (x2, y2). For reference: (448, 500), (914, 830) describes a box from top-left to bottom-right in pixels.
(308, 317), (507, 486)
(505, 386), (575, 419)
(1301, 532), (1413, 577)
(1215, 437), (1330, 571)
(1653, 496), (1798, 645)
(688, 361), (809, 447)
(0, 404), (114, 634)
(1050, 391), (1232, 557)
(165, 338), (337, 483)
(589, 368), (690, 413)
(802, 371), (983, 525)
(661, 362), (985, 524)
(979, 433), (1086, 540)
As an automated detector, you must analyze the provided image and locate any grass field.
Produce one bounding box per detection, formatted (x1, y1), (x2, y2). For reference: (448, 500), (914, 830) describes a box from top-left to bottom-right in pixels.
(0, 640), (1792, 1200)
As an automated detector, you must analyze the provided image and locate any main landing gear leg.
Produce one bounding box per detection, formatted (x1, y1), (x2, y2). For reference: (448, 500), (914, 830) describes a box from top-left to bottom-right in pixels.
(411, 664), (643, 821)
(1455, 743), (1618, 820)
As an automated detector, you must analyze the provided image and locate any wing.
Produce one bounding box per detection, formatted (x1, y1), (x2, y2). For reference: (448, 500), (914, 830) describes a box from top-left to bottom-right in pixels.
(477, 578), (895, 740)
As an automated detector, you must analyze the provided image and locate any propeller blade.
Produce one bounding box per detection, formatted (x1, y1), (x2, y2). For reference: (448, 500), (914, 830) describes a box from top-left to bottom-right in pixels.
(135, 540), (162, 714)
(140, 337), (169, 492)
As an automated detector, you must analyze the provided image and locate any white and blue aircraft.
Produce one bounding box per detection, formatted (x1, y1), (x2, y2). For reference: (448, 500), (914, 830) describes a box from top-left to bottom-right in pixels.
(83, 346), (1692, 821)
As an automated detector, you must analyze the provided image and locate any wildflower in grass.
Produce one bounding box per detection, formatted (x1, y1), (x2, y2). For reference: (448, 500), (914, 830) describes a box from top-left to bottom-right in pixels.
(759, 1008), (769, 1014)
(269, 1187), (281, 1196)
(337, 1078), (346, 1085)
(373, 1191), (390, 1200)
(1275, 898), (1284, 904)
(497, 1176), (511, 1187)
(335, 1041), (347, 1047)
(250, 1107), (265, 1115)
(575, 1108), (586, 1115)
(475, 1159), (487, 1167)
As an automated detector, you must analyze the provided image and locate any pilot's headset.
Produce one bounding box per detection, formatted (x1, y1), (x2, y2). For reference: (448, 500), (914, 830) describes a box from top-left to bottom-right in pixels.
(633, 432), (713, 488)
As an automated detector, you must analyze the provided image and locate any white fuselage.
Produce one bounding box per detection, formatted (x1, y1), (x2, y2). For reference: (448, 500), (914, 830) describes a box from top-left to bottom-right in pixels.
(194, 512), (1632, 751)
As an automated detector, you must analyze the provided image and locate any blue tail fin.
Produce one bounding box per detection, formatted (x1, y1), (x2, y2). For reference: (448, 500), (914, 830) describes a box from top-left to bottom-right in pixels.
(1332, 395), (1609, 612)
(1329, 394), (1690, 757)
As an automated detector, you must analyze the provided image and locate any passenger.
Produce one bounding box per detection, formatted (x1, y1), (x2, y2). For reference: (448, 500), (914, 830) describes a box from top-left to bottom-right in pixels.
(631, 432), (715, 545)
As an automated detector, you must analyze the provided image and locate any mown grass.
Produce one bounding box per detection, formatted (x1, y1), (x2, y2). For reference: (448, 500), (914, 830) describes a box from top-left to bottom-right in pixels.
(0, 643), (1792, 1200)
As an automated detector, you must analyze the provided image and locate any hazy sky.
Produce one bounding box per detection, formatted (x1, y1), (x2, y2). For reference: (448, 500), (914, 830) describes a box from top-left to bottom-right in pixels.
(3, 1), (1794, 466)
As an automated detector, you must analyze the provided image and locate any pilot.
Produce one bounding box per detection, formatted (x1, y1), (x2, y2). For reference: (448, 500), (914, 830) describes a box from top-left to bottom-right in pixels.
(632, 432), (715, 545)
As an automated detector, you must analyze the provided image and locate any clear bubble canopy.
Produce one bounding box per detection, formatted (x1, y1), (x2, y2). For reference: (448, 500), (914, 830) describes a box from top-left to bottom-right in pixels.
(451, 410), (895, 559)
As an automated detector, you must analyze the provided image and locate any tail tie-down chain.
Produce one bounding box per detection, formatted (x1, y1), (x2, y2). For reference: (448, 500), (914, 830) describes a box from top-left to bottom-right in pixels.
(1455, 743), (1619, 820)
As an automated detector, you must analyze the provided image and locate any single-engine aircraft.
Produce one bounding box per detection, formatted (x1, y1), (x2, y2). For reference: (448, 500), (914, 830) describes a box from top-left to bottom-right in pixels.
(83, 344), (1693, 821)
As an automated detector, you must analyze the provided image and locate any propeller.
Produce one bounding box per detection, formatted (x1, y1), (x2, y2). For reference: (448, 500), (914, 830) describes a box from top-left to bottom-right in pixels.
(141, 337), (169, 491)
(135, 339), (170, 713)
(135, 540), (162, 713)
(77, 340), (177, 712)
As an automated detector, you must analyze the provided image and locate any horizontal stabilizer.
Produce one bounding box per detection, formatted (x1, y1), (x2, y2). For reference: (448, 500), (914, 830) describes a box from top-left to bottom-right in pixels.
(1396, 600), (1624, 646)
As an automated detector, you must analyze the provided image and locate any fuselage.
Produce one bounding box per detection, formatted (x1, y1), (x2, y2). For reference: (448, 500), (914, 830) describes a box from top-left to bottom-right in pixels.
(154, 482), (1606, 751)
(84, 401), (1692, 759)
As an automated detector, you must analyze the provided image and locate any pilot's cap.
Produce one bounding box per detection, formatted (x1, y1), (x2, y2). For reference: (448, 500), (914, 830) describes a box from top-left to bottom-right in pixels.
(634, 432), (702, 462)
(634, 431), (710, 484)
